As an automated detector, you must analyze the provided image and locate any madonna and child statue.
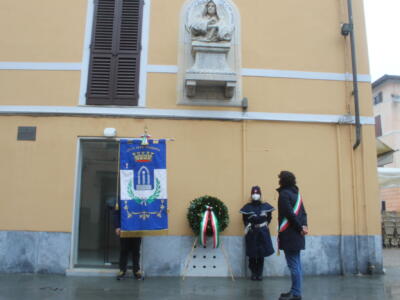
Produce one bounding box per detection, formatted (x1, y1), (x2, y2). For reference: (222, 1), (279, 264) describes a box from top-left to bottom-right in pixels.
(182, 0), (239, 102)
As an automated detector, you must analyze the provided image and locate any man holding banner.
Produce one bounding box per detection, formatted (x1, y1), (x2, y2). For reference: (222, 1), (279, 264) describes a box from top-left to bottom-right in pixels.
(113, 212), (142, 280)
(277, 171), (308, 300)
(114, 138), (169, 280)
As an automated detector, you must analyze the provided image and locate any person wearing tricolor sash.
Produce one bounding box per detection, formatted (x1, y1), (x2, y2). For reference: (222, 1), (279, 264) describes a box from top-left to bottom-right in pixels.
(277, 171), (308, 300)
(240, 186), (275, 281)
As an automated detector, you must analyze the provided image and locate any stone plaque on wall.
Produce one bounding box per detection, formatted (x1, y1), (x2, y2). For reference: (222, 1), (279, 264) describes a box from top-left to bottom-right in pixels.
(178, 0), (242, 107)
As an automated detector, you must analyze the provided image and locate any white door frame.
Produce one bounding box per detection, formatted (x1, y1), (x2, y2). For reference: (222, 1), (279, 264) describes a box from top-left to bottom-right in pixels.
(70, 138), (84, 269)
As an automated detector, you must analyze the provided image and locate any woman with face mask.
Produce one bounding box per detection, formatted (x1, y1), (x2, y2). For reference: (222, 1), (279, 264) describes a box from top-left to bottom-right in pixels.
(240, 186), (275, 280)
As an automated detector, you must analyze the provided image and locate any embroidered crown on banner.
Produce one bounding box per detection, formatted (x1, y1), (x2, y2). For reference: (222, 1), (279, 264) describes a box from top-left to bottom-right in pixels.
(133, 151), (154, 163)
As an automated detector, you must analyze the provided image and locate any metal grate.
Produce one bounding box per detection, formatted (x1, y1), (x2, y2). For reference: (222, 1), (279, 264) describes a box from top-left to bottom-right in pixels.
(184, 239), (229, 277)
(17, 126), (36, 141)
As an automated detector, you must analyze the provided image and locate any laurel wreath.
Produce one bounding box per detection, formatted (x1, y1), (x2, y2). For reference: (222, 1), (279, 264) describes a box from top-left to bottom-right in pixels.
(187, 195), (229, 236)
(127, 178), (161, 206)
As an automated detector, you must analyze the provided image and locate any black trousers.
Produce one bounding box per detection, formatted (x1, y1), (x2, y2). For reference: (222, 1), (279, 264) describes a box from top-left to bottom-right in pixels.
(119, 237), (142, 273)
(249, 257), (264, 276)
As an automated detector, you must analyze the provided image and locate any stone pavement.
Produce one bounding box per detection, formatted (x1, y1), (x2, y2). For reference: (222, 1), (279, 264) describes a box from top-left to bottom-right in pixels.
(0, 250), (398, 300)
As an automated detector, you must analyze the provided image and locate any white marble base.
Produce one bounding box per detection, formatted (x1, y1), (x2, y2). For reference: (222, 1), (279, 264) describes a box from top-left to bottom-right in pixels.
(0, 231), (70, 274)
(185, 41), (237, 100)
(0, 231), (383, 276)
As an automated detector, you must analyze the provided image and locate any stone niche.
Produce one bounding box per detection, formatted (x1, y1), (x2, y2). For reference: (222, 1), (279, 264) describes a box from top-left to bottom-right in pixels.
(178, 0), (241, 106)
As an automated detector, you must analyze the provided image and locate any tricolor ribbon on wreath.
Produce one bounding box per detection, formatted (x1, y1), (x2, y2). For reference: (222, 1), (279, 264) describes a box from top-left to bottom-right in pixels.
(277, 193), (303, 255)
(199, 206), (220, 248)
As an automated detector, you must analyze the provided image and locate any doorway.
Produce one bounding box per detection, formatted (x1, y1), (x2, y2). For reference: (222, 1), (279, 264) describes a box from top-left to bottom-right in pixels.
(76, 140), (119, 267)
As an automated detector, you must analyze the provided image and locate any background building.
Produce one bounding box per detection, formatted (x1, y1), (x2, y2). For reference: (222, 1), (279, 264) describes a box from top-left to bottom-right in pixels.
(373, 75), (400, 212)
(0, 0), (381, 276)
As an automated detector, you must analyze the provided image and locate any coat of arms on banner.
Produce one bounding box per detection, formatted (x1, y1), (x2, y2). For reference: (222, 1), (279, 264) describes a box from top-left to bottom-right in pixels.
(119, 139), (168, 233)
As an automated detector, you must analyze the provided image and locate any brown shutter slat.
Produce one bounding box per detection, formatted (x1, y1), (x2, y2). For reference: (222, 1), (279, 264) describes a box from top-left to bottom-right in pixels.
(114, 55), (139, 104)
(87, 0), (117, 104)
(92, 0), (115, 52)
(111, 0), (142, 105)
(87, 0), (143, 106)
(88, 55), (113, 99)
(118, 0), (142, 53)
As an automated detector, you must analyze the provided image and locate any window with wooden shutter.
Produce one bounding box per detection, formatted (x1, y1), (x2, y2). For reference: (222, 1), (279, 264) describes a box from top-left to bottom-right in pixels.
(87, 0), (143, 106)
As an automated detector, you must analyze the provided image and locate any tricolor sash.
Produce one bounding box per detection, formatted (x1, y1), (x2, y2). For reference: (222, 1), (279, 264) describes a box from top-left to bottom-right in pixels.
(199, 206), (220, 248)
(278, 193), (303, 233)
(277, 193), (302, 255)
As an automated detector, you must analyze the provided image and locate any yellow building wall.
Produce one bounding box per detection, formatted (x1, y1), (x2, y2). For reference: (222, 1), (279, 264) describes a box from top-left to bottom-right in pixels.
(0, 116), (380, 236)
(0, 0), (380, 238)
(146, 73), (374, 116)
(0, 0), (86, 62)
(0, 0), (370, 71)
(149, 0), (370, 74)
(0, 71), (80, 106)
(0, 0), (372, 116)
(0, 70), (374, 117)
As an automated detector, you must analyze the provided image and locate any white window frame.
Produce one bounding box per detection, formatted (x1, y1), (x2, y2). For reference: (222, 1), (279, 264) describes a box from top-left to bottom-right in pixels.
(78, 0), (151, 107)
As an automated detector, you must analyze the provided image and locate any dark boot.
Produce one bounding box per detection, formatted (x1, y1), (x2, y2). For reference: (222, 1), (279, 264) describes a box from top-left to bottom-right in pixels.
(279, 292), (292, 300)
(256, 257), (264, 280)
(249, 257), (257, 280)
(279, 293), (302, 300)
(116, 270), (127, 281)
(134, 270), (143, 280)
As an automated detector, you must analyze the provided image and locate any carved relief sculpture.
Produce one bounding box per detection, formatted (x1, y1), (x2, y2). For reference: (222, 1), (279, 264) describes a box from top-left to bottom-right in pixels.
(178, 0), (241, 105)
(189, 0), (232, 42)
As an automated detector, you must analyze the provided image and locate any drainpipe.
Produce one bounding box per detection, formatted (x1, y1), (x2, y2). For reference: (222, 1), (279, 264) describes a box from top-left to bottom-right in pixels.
(341, 0), (361, 150)
(342, 0), (361, 275)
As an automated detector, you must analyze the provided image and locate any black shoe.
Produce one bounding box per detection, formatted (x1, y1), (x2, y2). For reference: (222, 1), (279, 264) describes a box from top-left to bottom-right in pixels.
(250, 274), (257, 281)
(288, 296), (301, 300)
(116, 270), (127, 281)
(134, 270), (143, 280)
(256, 276), (263, 281)
(279, 292), (292, 300)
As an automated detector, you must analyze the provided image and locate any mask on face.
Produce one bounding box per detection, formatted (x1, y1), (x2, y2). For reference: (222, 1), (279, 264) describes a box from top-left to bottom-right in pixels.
(251, 193), (261, 201)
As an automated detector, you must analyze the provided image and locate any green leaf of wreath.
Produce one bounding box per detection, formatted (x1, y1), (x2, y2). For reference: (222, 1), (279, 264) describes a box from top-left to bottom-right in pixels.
(147, 178), (161, 204)
(127, 181), (142, 203)
(127, 179), (161, 206)
(187, 195), (229, 236)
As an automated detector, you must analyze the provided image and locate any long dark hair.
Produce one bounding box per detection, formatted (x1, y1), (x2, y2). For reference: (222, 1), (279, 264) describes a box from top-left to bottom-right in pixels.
(279, 171), (296, 188)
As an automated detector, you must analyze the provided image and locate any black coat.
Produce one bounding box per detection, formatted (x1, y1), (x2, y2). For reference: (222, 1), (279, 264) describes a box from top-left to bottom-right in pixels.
(113, 208), (121, 229)
(240, 201), (275, 258)
(277, 186), (308, 251)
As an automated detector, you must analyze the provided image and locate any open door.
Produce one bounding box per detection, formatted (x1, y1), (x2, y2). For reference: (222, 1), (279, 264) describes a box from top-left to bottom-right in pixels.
(76, 140), (120, 267)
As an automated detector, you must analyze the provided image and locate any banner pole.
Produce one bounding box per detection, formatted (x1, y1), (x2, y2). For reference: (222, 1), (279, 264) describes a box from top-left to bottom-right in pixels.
(77, 136), (175, 142)
(182, 237), (198, 280)
(115, 142), (120, 210)
(220, 241), (235, 281)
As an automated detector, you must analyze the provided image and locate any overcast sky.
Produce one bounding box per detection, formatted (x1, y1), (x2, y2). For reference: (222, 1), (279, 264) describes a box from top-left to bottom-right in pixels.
(364, 0), (400, 81)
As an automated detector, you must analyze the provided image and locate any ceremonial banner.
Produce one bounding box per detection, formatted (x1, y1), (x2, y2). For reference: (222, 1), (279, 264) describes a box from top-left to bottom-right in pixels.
(119, 139), (168, 236)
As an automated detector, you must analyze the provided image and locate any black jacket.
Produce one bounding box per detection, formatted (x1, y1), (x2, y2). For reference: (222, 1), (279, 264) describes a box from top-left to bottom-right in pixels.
(113, 208), (121, 229)
(277, 186), (307, 251)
